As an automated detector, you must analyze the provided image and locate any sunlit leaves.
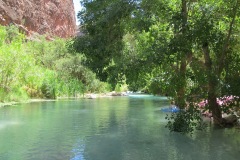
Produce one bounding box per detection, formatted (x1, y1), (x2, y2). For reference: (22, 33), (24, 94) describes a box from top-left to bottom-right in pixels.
(0, 25), (110, 101)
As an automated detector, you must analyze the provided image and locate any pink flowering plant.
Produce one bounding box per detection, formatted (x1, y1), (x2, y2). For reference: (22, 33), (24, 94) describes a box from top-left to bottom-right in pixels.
(197, 95), (239, 117)
(218, 96), (239, 113)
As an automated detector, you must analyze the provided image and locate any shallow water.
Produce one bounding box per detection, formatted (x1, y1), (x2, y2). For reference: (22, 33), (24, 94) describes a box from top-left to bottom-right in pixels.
(0, 95), (239, 160)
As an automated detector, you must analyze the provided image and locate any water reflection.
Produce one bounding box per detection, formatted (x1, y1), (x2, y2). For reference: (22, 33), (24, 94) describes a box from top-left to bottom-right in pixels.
(71, 139), (85, 160)
(0, 96), (239, 160)
(0, 120), (22, 130)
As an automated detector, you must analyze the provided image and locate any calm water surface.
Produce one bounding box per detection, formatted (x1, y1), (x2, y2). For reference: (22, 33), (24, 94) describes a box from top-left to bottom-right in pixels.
(0, 95), (239, 160)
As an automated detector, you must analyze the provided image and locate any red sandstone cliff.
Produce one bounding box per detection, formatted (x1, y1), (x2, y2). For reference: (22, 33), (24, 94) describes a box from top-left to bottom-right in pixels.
(0, 0), (76, 38)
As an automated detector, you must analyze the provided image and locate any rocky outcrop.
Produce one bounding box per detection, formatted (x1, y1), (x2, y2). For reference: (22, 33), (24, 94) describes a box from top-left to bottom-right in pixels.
(0, 0), (76, 38)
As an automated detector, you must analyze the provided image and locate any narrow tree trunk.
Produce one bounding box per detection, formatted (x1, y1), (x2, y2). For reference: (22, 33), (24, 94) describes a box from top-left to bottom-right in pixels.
(177, 57), (187, 109)
(202, 43), (223, 125)
(176, 0), (188, 109)
(208, 77), (223, 125)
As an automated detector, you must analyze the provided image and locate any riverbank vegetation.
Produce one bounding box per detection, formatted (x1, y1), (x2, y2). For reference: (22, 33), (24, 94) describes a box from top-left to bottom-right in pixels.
(73, 0), (240, 132)
(1, 0), (240, 133)
(0, 25), (112, 103)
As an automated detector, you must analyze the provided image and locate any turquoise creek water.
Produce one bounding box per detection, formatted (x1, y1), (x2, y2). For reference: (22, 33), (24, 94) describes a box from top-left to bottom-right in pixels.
(0, 95), (239, 160)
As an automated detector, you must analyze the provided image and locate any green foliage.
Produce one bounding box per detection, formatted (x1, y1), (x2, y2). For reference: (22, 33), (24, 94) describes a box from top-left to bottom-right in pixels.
(222, 43), (240, 96)
(0, 87), (28, 102)
(54, 53), (108, 94)
(147, 78), (164, 95)
(0, 25), (110, 102)
(55, 78), (81, 97)
(40, 70), (56, 99)
(114, 83), (128, 93)
(73, 0), (240, 130)
(0, 25), (30, 101)
(74, 0), (137, 85)
(166, 104), (206, 135)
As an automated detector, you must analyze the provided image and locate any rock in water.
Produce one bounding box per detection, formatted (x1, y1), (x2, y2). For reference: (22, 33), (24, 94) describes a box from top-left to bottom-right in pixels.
(0, 0), (76, 38)
(223, 115), (238, 126)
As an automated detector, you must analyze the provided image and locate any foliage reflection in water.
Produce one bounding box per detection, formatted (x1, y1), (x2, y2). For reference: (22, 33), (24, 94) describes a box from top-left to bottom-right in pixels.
(0, 95), (239, 160)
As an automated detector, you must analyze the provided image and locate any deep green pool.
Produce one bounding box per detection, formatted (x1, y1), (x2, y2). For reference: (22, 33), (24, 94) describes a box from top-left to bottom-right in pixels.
(0, 95), (239, 160)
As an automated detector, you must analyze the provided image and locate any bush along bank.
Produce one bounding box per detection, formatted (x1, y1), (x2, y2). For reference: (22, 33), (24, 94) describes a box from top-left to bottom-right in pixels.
(0, 25), (111, 103)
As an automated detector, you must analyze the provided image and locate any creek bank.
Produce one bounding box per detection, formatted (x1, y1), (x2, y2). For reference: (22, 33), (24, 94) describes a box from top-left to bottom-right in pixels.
(84, 91), (128, 99)
(0, 92), (128, 107)
(0, 99), (56, 108)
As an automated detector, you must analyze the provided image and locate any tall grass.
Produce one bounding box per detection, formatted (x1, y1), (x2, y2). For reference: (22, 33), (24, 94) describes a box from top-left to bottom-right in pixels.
(0, 25), (110, 102)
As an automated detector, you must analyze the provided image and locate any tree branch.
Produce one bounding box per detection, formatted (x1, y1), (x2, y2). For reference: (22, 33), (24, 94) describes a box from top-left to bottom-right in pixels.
(218, 0), (239, 74)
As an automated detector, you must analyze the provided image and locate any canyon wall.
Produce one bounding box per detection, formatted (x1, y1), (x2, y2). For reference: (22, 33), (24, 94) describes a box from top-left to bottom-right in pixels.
(0, 0), (76, 38)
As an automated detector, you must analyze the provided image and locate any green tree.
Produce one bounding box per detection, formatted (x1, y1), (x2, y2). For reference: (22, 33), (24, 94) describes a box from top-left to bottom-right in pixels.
(74, 0), (240, 128)
(138, 0), (240, 126)
(74, 0), (137, 85)
(190, 0), (240, 125)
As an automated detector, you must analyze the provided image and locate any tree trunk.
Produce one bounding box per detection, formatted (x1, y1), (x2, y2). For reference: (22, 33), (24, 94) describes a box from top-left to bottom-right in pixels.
(202, 43), (223, 125)
(176, 0), (188, 109)
(207, 0), (239, 125)
(176, 57), (187, 109)
(208, 77), (223, 125)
